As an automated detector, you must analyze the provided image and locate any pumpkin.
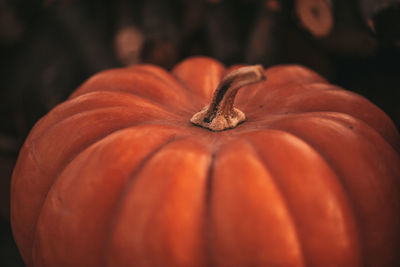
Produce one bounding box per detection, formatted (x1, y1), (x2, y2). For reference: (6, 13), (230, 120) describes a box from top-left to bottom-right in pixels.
(11, 57), (400, 267)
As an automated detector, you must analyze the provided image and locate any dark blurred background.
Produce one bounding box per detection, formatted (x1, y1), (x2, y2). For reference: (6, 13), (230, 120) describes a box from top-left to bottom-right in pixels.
(1, 0), (399, 266)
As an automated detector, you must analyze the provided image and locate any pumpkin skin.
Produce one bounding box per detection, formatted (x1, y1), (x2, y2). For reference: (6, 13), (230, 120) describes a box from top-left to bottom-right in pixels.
(11, 56), (400, 267)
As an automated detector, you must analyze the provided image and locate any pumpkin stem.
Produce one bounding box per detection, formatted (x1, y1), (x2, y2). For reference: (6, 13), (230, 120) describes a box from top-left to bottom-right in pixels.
(190, 65), (266, 131)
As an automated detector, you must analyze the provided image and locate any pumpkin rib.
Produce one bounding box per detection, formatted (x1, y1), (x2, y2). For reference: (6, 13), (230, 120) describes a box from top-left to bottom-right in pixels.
(256, 111), (400, 178)
(264, 64), (327, 87)
(236, 65), (327, 109)
(271, 115), (400, 266)
(247, 105), (399, 152)
(105, 134), (178, 241)
(244, 135), (307, 266)
(314, 113), (400, 216)
(31, 126), (182, 267)
(70, 91), (192, 117)
(15, 124), (181, 265)
(25, 105), (179, 164)
(31, 125), (181, 267)
(30, 106), (180, 152)
(244, 137), (308, 267)
(244, 84), (398, 150)
(240, 82), (333, 109)
(70, 69), (194, 111)
(292, 90), (398, 136)
(210, 138), (306, 266)
(241, 83), (338, 113)
(121, 65), (198, 112)
(247, 122), (365, 264)
(106, 137), (213, 267)
(127, 64), (188, 94)
(314, 112), (400, 179)
(288, 134), (364, 265)
(39, 122), (183, 189)
(280, 89), (399, 145)
(262, 111), (400, 182)
(243, 130), (362, 266)
(28, 91), (183, 144)
(15, 121), (146, 265)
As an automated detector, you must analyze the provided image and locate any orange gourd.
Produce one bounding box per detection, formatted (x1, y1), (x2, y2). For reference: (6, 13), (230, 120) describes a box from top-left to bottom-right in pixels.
(11, 57), (400, 266)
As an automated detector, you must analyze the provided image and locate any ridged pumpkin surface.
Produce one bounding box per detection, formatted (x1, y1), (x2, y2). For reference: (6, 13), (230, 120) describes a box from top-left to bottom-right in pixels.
(11, 57), (400, 267)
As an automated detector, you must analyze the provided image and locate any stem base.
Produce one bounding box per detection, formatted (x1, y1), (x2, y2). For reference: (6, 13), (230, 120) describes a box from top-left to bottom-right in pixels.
(190, 105), (246, 131)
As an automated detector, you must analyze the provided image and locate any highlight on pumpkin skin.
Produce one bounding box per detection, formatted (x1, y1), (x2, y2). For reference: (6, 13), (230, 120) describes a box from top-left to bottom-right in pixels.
(190, 65), (266, 131)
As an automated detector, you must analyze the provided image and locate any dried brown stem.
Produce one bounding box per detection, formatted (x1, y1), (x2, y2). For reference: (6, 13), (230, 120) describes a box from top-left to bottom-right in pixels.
(190, 65), (266, 131)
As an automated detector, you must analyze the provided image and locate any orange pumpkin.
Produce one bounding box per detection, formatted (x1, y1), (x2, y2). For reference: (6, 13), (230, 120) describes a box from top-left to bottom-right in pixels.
(11, 57), (400, 267)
